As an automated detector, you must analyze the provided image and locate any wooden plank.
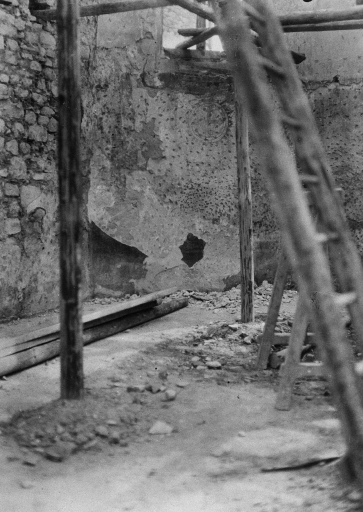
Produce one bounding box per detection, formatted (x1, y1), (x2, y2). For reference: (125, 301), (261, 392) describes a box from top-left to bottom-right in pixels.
(34, 0), (215, 21)
(235, 85), (254, 323)
(0, 301), (158, 357)
(0, 299), (188, 378)
(0, 288), (178, 355)
(57, 0), (83, 399)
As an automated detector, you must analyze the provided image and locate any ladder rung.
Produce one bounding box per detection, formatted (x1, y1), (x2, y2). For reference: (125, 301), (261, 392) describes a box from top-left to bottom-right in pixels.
(281, 114), (302, 128)
(300, 174), (320, 184)
(334, 292), (357, 308)
(315, 232), (339, 244)
(258, 56), (285, 78)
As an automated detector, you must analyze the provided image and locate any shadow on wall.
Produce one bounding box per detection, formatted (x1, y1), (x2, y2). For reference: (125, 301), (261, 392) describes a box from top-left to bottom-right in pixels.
(90, 222), (147, 296)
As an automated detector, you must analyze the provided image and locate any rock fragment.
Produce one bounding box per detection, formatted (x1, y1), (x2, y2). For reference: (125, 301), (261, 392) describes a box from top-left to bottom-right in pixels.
(126, 384), (145, 393)
(347, 490), (362, 503)
(44, 441), (76, 462)
(175, 380), (189, 388)
(206, 361), (222, 369)
(108, 431), (120, 444)
(22, 453), (40, 466)
(148, 421), (173, 435)
(163, 389), (177, 401)
(94, 425), (108, 438)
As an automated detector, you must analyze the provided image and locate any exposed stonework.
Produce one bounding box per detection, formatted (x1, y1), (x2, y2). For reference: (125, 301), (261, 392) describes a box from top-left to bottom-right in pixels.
(0, 0), (58, 319)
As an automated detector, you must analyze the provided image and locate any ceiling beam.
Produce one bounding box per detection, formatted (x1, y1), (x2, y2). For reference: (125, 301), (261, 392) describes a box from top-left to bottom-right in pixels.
(33, 0), (363, 34)
(33, 0), (214, 21)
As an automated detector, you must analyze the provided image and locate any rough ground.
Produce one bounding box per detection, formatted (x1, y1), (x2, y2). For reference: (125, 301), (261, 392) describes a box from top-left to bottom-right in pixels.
(0, 284), (361, 511)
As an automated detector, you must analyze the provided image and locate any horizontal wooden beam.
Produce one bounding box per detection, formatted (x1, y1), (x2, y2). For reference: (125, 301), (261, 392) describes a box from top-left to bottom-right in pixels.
(33, 0), (215, 21)
(176, 26), (217, 50)
(33, 1), (363, 28)
(279, 5), (363, 26)
(165, 45), (305, 65)
(170, 0), (214, 21)
(164, 47), (305, 74)
(283, 20), (363, 32)
(34, 0), (171, 20)
(179, 19), (363, 38)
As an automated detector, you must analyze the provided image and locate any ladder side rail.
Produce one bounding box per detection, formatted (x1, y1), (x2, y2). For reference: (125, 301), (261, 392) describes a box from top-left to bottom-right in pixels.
(212, 0), (363, 488)
(256, 248), (289, 369)
(246, 0), (363, 357)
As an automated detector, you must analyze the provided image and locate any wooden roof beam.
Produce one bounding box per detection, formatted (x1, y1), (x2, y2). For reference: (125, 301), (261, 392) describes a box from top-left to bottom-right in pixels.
(283, 20), (363, 32)
(179, 19), (363, 38)
(33, 0), (215, 21)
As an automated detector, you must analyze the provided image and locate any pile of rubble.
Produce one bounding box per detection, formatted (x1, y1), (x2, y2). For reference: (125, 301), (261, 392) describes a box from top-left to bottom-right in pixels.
(171, 281), (297, 317)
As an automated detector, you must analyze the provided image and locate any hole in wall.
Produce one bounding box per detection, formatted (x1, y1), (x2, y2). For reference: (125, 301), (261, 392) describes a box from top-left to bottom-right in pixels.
(179, 233), (206, 268)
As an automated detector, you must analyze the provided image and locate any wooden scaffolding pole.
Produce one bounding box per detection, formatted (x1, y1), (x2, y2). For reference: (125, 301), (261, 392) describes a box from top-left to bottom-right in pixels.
(179, 19), (363, 37)
(57, 0), (84, 399)
(35, 0), (215, 21)
(35, 0), (363, 26)
(176, 26), (217, 50)
(235, 92), (254, 322)
(279, 5), (363, 26)
(283, 20), (363, 32)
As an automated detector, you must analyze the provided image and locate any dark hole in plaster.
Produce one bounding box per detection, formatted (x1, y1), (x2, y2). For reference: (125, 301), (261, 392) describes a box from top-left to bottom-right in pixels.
(179, 233), (206, 268)
(90, 222), (147, 295)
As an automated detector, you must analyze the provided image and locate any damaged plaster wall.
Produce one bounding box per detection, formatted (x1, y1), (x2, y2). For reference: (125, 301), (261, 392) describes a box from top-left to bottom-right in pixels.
(83, 7), (277, 295)
(2, 0), (362, 319)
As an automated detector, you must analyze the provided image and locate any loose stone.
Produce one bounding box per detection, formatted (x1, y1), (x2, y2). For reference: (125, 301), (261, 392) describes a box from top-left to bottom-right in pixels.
(206, 361), (222, 369)
(148, 421), (173, 435)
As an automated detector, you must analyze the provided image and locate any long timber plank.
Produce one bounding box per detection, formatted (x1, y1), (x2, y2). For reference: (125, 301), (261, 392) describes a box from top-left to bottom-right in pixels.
(0, 288), (177, 356)
(0, 297), (187, 377)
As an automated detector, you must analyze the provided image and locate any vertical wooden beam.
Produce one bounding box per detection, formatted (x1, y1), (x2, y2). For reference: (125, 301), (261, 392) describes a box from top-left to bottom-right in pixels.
(235, 89), (254, 322)
(57, 0), (84, 399)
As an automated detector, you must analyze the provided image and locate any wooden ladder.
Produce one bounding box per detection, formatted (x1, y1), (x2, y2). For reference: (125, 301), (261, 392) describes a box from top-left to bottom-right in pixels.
(212, 0), (363, 483)
(257, 189), (344, 410)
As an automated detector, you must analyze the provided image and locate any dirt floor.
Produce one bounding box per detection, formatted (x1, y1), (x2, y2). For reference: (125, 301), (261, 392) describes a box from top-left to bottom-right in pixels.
(0, 285), (361, 511)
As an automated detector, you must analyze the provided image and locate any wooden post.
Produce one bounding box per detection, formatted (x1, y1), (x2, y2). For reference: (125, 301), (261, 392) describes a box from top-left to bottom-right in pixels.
(235, 89), (254, 322)
(57, 0), (84, 399)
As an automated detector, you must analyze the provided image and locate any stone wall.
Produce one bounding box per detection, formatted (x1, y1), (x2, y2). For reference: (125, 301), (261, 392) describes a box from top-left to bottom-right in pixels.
(2, 0), (363, 320)
(0, 0), (58, 319)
